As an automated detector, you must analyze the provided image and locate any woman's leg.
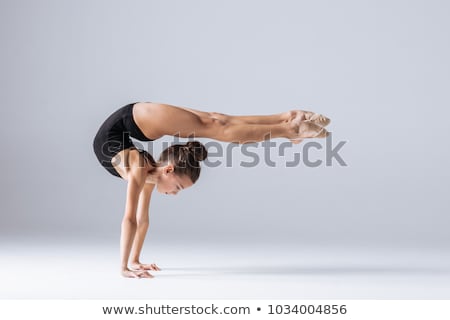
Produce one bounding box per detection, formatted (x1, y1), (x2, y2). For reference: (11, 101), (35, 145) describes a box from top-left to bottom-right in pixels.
(134, 103), (329, 144)
(178, 106), (330, 127)
(129, 183), (160, 273)
(178, 106), (291, 125)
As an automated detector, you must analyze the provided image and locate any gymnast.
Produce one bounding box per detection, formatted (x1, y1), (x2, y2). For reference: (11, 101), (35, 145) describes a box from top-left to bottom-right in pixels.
(93, 101), (330, 278)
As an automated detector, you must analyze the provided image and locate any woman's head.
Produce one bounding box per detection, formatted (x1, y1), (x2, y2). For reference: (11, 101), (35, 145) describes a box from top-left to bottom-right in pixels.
(155, 141), (208, 195)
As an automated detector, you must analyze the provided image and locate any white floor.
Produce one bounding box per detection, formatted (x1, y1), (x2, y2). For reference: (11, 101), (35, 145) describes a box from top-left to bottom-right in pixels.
(1, 240), (449, 299)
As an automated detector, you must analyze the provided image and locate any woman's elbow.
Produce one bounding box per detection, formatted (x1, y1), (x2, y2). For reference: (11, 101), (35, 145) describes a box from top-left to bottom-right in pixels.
(121, 216), (137, 226)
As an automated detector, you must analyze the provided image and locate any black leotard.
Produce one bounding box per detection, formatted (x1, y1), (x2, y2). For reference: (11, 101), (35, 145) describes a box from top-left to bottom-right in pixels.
(93, 102), (154, 178)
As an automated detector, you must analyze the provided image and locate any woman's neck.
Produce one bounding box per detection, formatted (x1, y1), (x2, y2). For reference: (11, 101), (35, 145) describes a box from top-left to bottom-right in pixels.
(145, 165), (162, 184)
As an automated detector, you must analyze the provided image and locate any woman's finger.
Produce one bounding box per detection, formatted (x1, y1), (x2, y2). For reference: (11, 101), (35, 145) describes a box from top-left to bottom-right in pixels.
(152, 264), (161, 271)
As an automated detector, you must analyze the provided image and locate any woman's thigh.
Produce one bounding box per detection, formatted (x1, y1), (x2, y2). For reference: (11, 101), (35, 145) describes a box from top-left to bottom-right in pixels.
(134, 102), (222, 139)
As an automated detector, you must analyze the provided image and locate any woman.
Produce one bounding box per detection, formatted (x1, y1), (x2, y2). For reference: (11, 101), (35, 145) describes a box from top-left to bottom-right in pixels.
(93, 101), (330, 278)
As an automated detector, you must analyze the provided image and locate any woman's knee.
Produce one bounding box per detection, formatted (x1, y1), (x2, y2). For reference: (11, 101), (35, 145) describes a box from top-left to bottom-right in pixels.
(209, 112), (229, 125)
(136, 218), (149, 227)
(199, 113), (229, 139)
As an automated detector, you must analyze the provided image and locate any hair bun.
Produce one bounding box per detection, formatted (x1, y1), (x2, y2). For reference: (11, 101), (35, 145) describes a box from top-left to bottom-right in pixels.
(186, 141), (207, 162)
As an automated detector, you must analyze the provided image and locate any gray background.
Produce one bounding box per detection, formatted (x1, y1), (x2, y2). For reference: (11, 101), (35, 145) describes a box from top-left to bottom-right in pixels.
(1, 0), (449, 250)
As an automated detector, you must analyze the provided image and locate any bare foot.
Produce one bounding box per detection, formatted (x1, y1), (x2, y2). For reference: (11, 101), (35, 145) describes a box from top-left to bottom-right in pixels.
(130, 262), (161, 271)
(121, 268), (154, 278)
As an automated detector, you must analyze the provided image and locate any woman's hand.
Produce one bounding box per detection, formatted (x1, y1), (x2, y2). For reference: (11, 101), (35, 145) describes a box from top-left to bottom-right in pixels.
(121, 268), (154, 278)
(130, 262), (161, 271)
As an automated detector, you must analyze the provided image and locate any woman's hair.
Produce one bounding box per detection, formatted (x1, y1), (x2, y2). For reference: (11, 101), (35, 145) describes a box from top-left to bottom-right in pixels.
(158, 140), (208, 183)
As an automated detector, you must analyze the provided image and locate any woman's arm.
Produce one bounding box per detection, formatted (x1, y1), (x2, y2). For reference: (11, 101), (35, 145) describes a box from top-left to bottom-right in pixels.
(120, 164), (150, 278)
(129, 183), (160, 270)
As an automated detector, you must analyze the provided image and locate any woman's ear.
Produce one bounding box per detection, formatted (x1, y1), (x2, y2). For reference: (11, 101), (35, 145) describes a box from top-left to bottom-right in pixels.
(164, 163), (175, 174)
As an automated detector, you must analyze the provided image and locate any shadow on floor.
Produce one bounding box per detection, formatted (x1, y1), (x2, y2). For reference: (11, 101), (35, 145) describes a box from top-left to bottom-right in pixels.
(156, 264), (450, 278)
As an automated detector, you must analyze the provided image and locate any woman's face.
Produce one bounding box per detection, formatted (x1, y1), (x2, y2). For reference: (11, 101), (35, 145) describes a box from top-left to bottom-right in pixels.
(156, 164), (194, 195)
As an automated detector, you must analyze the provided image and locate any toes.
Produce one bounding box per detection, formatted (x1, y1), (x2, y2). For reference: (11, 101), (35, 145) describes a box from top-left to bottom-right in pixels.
(320, 115), (331, 126)
(310, 113), (331, 126)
